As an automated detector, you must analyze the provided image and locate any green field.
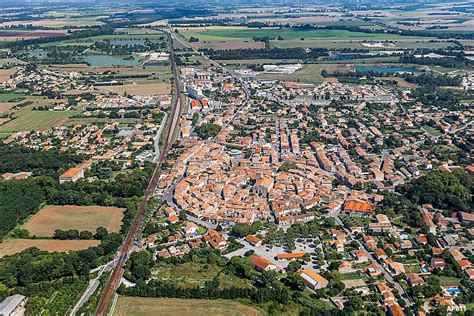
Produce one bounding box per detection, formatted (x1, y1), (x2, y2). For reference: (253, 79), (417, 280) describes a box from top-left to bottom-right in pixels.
(422, 125), (442, 136)
(0, 107), (80, 135)
(340, 215), (372, 228)
(152, 262), (252, 289)
(42, 33), (166, 47)
(438, 276), (461, 286)
(114, 297), (264, 316)
(0, 93), (25, 102)
(179, 26), (434, 42)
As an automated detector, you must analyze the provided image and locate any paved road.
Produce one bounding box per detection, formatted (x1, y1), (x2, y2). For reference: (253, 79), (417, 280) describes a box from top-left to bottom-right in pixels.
(325, 211), (412, 308)
(70, 258), (118, 315)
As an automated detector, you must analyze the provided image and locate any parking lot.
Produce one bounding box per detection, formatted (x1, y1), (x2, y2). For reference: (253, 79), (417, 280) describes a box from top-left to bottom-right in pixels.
(225, 237), (325, 270)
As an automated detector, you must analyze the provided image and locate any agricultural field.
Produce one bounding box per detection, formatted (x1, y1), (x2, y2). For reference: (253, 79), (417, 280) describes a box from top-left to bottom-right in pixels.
(190, 40), (265, 50)
(0, 106), (80, 136)
(98, 82), (171, 96)
(0, 93), (25, 102)
(363, 5), (474, 33)
(0, 69), (15, 83)
(42, 32), (167, 47)
(0, 239), (100, 258)
(21, 205), (125, 237)
(152, 262), (253, 289)
(0, 17), (106, 28)
(178, 26), (435, 42)
(0, 102), (18, 114)
(113, 297), (264, 316)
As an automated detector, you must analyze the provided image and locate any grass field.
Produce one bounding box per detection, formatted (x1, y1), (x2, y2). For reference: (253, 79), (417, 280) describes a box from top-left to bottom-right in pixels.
(152, 262), (252, 289)
(114, 297), (264, 316)
(179, 26), (434, 42)
(438, 276), (461, 286)
(0, 239), (100, 257)
(0, 106), (80, 135)
(422, 124), (442, 136)
(98, 82), (171, 96)
(22, 205), (125, 237)
(0, 93), (25, 102)
(340, 215), (372, 227)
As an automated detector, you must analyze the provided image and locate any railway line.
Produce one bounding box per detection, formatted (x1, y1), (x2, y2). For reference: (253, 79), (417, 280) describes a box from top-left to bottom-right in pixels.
(95, 28), (183, 316)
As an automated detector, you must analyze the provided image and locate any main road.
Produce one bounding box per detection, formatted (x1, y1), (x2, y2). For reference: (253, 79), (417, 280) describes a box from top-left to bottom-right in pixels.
(95, 28), (184, 316)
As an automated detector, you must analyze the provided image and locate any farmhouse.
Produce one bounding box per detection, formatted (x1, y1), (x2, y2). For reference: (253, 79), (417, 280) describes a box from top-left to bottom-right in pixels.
(296, 269), (328, 290)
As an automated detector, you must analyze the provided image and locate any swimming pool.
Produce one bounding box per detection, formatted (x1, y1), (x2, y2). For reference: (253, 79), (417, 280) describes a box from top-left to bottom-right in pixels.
(445, 288), (461, 295)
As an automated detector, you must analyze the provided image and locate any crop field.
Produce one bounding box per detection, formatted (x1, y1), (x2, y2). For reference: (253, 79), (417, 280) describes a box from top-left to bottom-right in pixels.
(190, 40), (265, 50)
(0, 17), (106, 28)
(114, 297), (264, 316)
(21, 205), (125, 237)
(0, 69), (15, 83)
(45, 33), (166, 47)
(0, 239), (100, 258)
(0, 102), (17, 114)
(0, 106), (80, 135)
(0, 93), (25, 102)
(178, 26), (434, 42)
(98, 82), (171, 95)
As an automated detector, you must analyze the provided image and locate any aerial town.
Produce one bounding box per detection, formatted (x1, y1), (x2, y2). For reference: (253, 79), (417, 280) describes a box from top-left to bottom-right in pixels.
(0, 0), (472, 315)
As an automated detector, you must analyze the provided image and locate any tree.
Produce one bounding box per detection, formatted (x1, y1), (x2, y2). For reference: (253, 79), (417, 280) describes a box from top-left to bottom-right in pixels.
(129, 250), (153, 281)
(195, 123), (221, 139)
(95, 226), (109, 240)
(79, 230), (94, 240)
(399, 170), (472, 212)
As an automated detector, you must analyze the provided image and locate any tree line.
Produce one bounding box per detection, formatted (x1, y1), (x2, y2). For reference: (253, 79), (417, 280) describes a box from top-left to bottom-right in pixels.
(200, 47), (328, 60)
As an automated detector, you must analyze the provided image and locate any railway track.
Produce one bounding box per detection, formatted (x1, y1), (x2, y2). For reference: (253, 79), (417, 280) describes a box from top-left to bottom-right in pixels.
(95, 28), (182, 316)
